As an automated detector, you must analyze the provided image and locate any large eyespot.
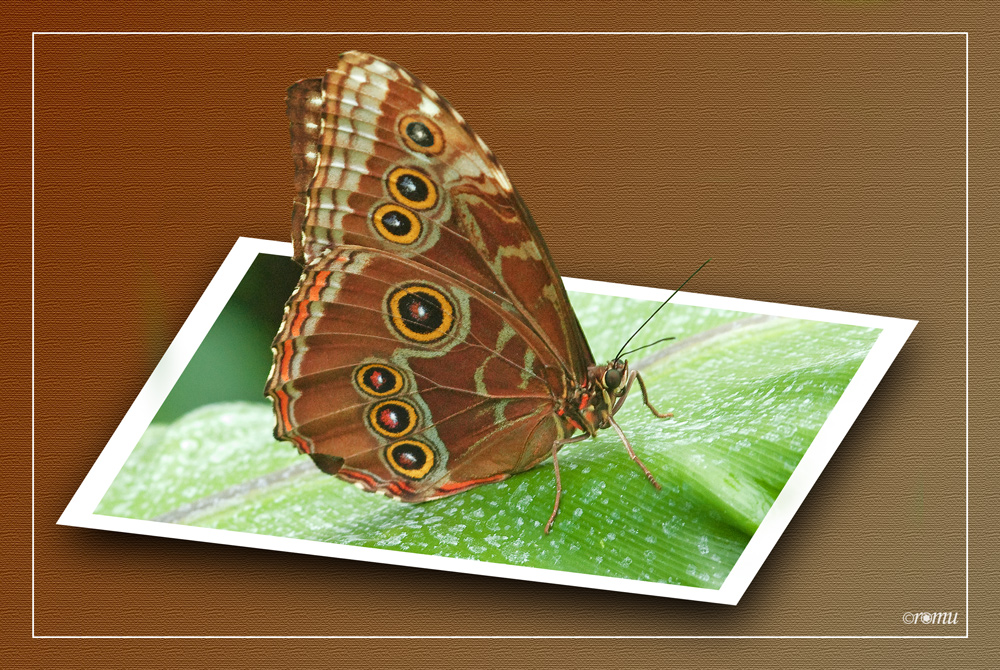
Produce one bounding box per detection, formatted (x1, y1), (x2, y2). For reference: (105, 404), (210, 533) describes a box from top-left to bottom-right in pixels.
(372, 204), (421, 245)
(367, 399), (419, 438)
(355, 363), (405, 397)
(385, 439), (435, 479)
(398, 114), (444, 155)
(387, 167), (438, 210)
(603, 368), (623, 391)
(386, 284), (454, 343)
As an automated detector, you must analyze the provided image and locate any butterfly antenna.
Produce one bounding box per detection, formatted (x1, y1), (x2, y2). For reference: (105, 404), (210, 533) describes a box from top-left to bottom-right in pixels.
(619, 336), (676, 358)
(613, 259), (711, 362)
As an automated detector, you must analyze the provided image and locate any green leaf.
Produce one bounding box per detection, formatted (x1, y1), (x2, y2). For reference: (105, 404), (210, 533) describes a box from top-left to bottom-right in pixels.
(97, 291), (880, 590)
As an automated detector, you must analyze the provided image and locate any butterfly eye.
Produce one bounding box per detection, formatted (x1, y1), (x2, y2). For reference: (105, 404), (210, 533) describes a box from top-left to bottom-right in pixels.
(387, 167), (438, 210)
(354, 363), (405, 397)
(367, 399), (419, 437)
(372, 204), (422, 245)
(603, 368), (623, 391)
(398, 114), (444, 155)
(407, 122), (433, 146)
(386, 439), (436, 479)
(386, 284), (455, 343)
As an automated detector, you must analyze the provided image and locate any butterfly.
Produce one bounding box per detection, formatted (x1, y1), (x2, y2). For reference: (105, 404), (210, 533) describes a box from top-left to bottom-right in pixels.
(265, 51), (685, 533)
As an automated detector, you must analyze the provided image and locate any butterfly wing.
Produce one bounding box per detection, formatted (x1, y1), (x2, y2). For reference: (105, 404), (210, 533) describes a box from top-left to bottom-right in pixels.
(285, 51), (594, 380)
(265, 245), (566, 500)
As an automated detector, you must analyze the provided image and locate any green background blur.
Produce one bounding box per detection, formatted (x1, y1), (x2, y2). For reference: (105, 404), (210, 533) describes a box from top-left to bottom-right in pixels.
(153, 253), (300, 423)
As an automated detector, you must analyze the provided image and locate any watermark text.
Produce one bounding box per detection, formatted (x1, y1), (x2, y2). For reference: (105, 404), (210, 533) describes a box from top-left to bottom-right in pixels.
(902, 611), (960, 625)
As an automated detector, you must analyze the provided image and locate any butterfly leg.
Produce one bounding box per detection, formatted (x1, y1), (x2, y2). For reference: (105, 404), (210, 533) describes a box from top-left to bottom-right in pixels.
(613, 371), (672, 419)
(544, 443), (564, 534)
(555, 434), (591, 446)
(611, 371), (642, 415)
(609, 416), (662, 491)
(543, 434), (592, 533)
(636, 372), (672, 418)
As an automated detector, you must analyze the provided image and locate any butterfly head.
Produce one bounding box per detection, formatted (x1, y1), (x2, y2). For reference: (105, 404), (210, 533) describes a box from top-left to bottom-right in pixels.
(597, 359), (629, 399)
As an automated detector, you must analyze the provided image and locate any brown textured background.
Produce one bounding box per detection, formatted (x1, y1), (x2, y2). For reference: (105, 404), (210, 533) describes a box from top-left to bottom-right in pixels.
(5, 2), (998, 667)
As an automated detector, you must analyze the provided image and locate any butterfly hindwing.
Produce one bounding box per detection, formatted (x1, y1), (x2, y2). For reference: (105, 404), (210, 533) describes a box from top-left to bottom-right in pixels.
(266, 245), (564, 500)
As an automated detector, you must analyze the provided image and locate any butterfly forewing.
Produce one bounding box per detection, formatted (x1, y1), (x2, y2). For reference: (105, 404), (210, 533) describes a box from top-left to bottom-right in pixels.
(285, 51), (594, 377)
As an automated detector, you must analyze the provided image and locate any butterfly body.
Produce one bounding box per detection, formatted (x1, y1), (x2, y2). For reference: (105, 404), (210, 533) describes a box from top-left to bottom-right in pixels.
(266, 52), (669, 530)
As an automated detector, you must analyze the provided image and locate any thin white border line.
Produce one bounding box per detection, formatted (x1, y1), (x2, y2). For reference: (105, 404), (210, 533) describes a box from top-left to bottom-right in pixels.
(32, 31), (969, 35)
(32, 635), (968, 640)
(31, 30), (36, 640)
(32, 31), (969, 640)
(964, 31), (969, 640)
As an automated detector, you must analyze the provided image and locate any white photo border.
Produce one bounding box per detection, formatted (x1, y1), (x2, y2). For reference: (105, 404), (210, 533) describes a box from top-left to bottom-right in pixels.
(58, 237), (916, 607)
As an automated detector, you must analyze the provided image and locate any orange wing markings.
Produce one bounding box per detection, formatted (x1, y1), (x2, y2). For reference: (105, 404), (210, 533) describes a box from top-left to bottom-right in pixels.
(434, 474), (507, 496)
(269, 339), (311, 453)
(387, 481), (418, 497)
(338, 468), (378, 490)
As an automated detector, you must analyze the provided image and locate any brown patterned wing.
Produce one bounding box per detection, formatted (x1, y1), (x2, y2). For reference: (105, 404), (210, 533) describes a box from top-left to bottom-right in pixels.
(286, 51), (594, 382)
(265, 245), (565, 501)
